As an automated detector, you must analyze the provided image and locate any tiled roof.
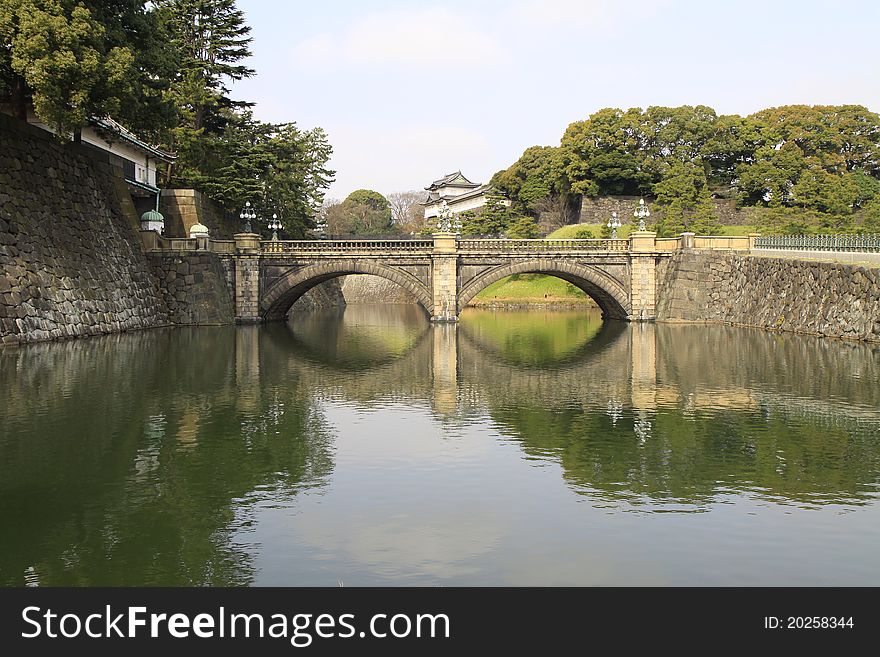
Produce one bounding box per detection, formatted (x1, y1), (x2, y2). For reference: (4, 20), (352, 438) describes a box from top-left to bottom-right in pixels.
(90, 117), (176, 162)
(426, 171), (480, 191)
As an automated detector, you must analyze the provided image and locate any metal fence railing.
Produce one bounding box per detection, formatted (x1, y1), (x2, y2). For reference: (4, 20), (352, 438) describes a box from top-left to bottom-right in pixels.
(755, 234), (880, 253)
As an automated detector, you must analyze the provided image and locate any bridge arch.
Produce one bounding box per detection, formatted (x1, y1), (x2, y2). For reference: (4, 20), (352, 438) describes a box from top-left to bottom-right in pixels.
(457, 259), (631, 319)
(260, 259), (433, 320)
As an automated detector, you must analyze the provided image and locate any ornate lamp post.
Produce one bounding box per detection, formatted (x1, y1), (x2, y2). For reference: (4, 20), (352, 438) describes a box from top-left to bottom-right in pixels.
(268, 213), (282, 240)
(240, 201), (257, 233)
(607, 211), (621, 239)
(314, 217), (327, 238)
(633, 198), (650, 231)
(436, 200), (456, 233)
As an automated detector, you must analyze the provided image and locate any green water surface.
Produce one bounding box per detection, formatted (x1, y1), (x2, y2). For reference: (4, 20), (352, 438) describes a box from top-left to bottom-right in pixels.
(1, 305), (879, 586)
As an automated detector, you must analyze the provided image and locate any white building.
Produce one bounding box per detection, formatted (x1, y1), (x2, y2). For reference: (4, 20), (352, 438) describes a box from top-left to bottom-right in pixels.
(422, 171), (498, 219)
(25, 111), (175, 215)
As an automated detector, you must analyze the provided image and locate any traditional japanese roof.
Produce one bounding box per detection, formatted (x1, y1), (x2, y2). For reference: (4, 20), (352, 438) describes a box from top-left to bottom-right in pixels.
(90, 116), (176, 162)
(425, 171), (481, 191)
(126, 177), (161, 196)
(422, 184), (494, 207)
(448, 183), (492, 203)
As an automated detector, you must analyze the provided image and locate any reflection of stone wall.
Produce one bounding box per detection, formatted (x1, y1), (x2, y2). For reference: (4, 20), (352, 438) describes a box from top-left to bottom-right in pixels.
(0, 114), (170, 346)
(656, 250), (880, 342)
(146, 252), (234, 325)
(579, 195), (755, 227)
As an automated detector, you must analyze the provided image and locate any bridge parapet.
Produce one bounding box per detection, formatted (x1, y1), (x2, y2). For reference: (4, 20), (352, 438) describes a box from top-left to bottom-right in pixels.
(140, 231), (763, 256)
(457, 238), (629, 253)
(139, 231), (236, 254)
(260, 239), (434, 255)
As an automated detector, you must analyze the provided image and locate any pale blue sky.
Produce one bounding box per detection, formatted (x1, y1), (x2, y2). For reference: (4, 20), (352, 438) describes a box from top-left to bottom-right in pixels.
(232, 0), (880, 199)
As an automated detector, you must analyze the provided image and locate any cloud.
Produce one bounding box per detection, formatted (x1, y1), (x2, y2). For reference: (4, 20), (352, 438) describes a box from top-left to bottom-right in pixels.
(509, 0), (667, 30)
(325, 122), (495, 198)
(291, 7), (506, 72)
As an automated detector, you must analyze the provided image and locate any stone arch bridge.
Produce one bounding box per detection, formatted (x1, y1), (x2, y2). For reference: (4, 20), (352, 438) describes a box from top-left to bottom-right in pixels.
(148, 230), (756, 323)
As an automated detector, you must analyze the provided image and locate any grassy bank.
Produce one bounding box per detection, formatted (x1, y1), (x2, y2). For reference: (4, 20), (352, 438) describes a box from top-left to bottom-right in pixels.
(471, 274), (595, 307)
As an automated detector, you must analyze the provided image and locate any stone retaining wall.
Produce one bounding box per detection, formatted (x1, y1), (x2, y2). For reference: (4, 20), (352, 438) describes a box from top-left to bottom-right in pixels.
(656, 249), (880, 342)
(293, 278), (346, 312)
(340, 274), (416, 304)
(579, 195), (754, 226)
(0, 114), (170, 345)
(146, 252), (235, 325)
(160, 189), (238, 238)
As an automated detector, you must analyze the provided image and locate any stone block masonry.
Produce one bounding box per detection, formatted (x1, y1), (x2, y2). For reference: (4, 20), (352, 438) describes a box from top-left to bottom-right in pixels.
(146, 252), (234, 325)
(160, 189), (239, 239)
(340, 275), (416, 304)
(0, 113), (170, 346)
(579, 195), (755, 227)
(656, 250), (880, 342)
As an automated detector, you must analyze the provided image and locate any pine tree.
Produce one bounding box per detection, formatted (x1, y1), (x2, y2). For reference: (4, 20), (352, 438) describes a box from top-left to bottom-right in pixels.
(161, 0), (253, 130)
(159, 0), (255, 185)
(195, 111), (334, 237)
(505, 214), (539, 238)
(461, 191), (510, 236)
(653, 160), (720, 236)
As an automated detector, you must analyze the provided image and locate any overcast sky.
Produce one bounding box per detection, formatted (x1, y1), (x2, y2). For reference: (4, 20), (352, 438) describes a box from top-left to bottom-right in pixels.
(232, 0), (880, 200)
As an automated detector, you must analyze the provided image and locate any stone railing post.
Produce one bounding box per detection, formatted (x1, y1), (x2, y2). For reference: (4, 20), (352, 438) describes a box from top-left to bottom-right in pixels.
(748, 232), (760, 251)
(629, 230), (657, 252)
(628, 230), (657, 321)
(679, 232), (695, 249)
(431, 232), (459, 322)
(139, 229), (161, 252)
(233, 231), (262, 322)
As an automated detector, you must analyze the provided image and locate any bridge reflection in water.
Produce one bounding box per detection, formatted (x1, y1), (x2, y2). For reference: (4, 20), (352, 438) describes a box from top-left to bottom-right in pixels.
(1, 306), (880, 585)
(252, 305), (880, 506)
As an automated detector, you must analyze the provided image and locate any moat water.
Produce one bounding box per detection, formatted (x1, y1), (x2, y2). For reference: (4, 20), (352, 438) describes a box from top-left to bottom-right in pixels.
(2, 305), (880, 586)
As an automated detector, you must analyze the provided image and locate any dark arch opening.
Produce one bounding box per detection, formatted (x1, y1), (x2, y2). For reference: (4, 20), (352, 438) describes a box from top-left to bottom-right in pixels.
(261, 262), (433, 321)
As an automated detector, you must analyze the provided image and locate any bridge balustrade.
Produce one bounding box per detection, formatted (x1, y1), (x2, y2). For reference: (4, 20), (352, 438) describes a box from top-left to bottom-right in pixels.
(260, 239), (435, 255)
(456, 238), (630, 253)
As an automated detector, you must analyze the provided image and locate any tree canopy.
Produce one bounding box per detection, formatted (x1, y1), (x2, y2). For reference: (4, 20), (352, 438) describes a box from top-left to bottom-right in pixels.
(322, 190), (393, 236)
(492, 104), (880, 235)
(0, 0), (334, 236)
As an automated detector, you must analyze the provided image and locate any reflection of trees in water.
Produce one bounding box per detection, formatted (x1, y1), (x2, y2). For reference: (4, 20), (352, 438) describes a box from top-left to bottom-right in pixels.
(0, 328), (334, 586)
(458, 308), (611, 368)
(490, 404), (880, 507)
(265, 308), (880, 509)
(480, 324), (880, 508)
(3, 310), (880, 584)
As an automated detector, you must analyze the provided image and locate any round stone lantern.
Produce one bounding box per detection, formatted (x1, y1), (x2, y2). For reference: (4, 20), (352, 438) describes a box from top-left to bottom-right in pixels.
(140, 209), (165, 234)
(189, 221), (209, 238)
(189, 221), (210, 250)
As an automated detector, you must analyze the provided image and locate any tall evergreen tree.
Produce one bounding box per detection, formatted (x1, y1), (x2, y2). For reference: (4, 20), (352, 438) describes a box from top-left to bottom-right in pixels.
(160, 0), (253, 128)
(194, 111), (334, 236)
(461, 191), (510, 237)
(652, 161), (720, 236)
(157, 0), (255, 185)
